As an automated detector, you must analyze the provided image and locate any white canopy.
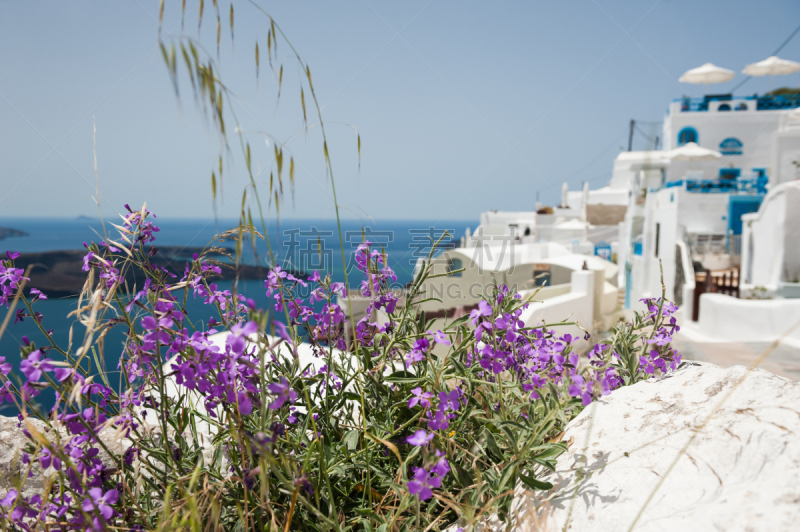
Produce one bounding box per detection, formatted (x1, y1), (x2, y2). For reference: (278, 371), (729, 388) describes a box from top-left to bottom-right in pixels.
(743, 56), (800, 77)
(679, 63), (735, 85)
(667, 142), (722, 161)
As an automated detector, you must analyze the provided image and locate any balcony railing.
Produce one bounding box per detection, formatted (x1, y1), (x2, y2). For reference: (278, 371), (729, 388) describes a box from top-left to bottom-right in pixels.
(675, 93), (800, 112)
(665, 175), (768, 194)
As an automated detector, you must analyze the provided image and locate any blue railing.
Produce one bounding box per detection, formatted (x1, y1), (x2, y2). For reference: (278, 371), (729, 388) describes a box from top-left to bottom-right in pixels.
(675, 94), (800, 112)
(665, 175), (768, 194)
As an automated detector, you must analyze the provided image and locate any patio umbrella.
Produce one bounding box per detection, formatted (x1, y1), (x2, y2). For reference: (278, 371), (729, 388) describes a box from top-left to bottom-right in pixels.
(667, 142), (722, 161)
(679, 63), (735, 93)
(743, 55), (800, 90)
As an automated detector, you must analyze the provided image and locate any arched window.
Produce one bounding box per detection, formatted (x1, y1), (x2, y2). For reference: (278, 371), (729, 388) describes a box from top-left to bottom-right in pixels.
(736, 102), (748, 111)
(718, 103), (731, 111)
(677, 127), (698, 146)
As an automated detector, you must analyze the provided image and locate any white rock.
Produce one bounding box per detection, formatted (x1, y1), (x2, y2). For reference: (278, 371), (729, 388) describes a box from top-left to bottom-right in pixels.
(543, 361), (800, 531)
(0, 415), (48, 500)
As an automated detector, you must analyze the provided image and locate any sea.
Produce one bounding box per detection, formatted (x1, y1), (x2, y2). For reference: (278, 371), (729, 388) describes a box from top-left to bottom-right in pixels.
(0, 216), (473, 414)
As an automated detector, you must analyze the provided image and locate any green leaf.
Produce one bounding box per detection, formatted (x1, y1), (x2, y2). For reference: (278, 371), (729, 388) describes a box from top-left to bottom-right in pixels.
(535, 443), (567, 461)
(498, 462), (517, 492)
(484, 430), (504, 462)
(519, 472), (553, 491)
(343, 430), (359, 451)
(385, 370), (422, 384)
(531, 458), (557, 473)
(445, 314), (471, 329)
(499, 425), (520, 454)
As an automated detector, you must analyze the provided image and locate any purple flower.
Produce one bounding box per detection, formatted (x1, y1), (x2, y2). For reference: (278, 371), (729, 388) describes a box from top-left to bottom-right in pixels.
(0, 488), (18, 506)
(82, 488), (118, 520)
(427, 329), (451, 346)
(407, 466), (444, 501)
(439, 390), (461, 412)
(267, 377), (297, 410)
(0, 356), (11, 375)
(227, 320), (258, 355)
(237, 391), (253, 416)
(405, 349), (426, 367)
(469, 300), (493, 325)
(0, 264), (26, 288)
(29, 288), (47, 300)
(39, 447), (62, 470)
(19, 350), (54, 382)
(406, 429), (434, 446)
(568, 374), (593, 405)
(431, 451), (450, 476)
(408, 387), (433, 409)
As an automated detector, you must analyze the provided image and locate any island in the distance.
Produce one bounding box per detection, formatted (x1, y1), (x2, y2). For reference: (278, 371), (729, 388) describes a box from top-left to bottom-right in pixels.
(0, 227), (28, 240)
(12, 247), (304, 298)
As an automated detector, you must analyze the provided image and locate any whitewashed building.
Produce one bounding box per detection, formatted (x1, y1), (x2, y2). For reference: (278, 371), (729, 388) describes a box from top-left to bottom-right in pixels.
(617, 91), (800, 321)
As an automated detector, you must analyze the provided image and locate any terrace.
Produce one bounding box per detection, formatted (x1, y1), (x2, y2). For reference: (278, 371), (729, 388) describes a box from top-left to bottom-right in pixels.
(675, 93), (800, 112)
(665, 172), (768, 194)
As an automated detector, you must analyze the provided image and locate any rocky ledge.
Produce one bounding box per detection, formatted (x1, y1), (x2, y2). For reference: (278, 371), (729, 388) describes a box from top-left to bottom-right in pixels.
(455, 362), (800, 531)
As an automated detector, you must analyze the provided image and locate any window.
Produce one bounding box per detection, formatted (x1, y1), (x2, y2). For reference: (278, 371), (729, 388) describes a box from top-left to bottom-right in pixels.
(719, 168), (741, 180)
(533, 269), (551, 287)
(448, 258), (463, 277)
(736, 102), (748, 111)
(718, 103), (731, 111)
(655, 223), (660, 258)
(677, 127), (698, 146)
(719, 138), (743, 155)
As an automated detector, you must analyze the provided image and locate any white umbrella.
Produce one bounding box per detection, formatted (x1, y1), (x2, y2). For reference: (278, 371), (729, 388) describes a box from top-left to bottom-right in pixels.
(679, 63), (735, 93)
(667, 142), (722, 184)
(743, 55), (800, 90)
(667, 142), (722, 161)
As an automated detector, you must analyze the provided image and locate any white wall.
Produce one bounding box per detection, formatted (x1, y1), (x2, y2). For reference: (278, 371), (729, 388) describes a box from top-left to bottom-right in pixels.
(627, 187), (679, 308)
(665, 102), (782, 177)
(520, 270), (595, 338)
(695, 293), (800, 347)
(675, 188), (730, 235)
(772, 129), (800, 185)
(566, 187), (629, 209)
(741, 181), (800, 290)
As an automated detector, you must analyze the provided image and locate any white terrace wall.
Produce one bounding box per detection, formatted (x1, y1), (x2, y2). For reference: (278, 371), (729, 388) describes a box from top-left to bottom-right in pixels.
(520, 270), (595, 338)
(696, 293), (800, 347)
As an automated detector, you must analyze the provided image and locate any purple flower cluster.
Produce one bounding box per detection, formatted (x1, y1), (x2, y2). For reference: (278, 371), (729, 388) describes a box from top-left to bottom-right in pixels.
(0, 251), (27, 306)
(352, 241), (399, 345)
(0, 202), (683, 529)
(638, 297), (682, 375)
(407, 451), (450, 501)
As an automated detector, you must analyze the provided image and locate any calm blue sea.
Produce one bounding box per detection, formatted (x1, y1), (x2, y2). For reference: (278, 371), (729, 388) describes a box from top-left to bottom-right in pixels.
(0, 216), (472, 414)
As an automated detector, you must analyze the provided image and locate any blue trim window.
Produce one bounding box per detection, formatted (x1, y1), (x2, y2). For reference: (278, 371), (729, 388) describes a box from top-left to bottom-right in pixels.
(719, 168), (741, 180)
(736, 102), (748, 111)
(677, 127), (698, 146)
(719, 137), (743, 155)
(718, 103), (731, 111)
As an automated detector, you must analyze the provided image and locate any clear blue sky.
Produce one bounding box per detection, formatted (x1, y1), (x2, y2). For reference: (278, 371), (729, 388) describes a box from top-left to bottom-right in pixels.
(2, 0), (799, 222)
